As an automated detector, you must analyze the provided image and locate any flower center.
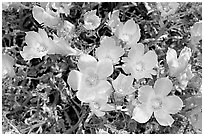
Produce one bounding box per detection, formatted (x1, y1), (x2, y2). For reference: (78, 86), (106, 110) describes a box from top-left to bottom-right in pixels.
(35, 43), (47, 53)
(92, 101), (100, 109)
(151, 97), (163, 110)
(122, 34), (130, 42)
(85, 73), (99, 87)
(135, 62), (145, 72)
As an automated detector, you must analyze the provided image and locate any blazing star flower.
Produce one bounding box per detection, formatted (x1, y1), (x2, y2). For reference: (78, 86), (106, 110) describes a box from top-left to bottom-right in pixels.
(190, 21), (202, 47)
(84, 10), (101, 30)
(20, 29), (78, 61)
(157, 2), (179, 18)
(32, 5), (61, 27)
(112, 73), (135, 96)
(115, 18), (141, 48)
(122, 43), (158, 80)
(177, 64), (194, 90)
(89, 89), (115, 117)
(2, 54), (15, 78)
(166, 47), (192, 77)
(95, 36), (124, 64)
(108, 10), (120, 32)
(132, 78), (183, 126)
(67, 54), (113, 102)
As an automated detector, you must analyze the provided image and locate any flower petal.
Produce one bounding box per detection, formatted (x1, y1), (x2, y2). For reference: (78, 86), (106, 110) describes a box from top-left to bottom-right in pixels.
(96, 59), (113, 79)
(123, 19), (136, 35)
(138, 85), (155, 103)
(162, 96), (183, 114)
(77, 54), (97, 73)
(67, 70), (82, 90)
(142, 50), (158, 70)
(128, 43), (144, 60)
(154, 77), (173, 97)
(132, 104), (153, 123)
(154, 109), (174, 126)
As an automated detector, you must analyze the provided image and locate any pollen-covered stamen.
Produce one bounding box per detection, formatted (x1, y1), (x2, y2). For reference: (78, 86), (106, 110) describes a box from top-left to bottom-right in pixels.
(135, 61), (145, 72)
(85, 73), (99, 87)
(151, 97), (163, 110)
(122, 34), (130, 42)
(35, 43), (47, 53)
(92, 101), (100, 109)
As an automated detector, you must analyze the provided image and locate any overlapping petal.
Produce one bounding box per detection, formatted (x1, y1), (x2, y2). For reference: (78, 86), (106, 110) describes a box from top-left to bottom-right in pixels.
(67, 70), (82, 90)
(138, 85), (155, 103)
(128, 43), (144, 60)
(142, 51), (158, 70)
(96, 59), (113, 79)
(132, 104), (153, 123)
(154, 109), (174, 126)
(162, 96), (183, 114)
(95, 36), (124, 64)
(77, 54), (97, 73)
(112, 73), (135, 96)
(154, 77), (173, 97)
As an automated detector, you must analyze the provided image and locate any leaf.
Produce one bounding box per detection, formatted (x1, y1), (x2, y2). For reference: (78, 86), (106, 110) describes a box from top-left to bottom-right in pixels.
(184, 95), (202, 133)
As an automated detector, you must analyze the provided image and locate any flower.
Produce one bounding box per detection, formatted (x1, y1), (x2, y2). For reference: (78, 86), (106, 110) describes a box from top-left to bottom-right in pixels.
(20, 29), (79, 61)
(112, 73), (135, 96)
(2, 54), (15, 78)
(132, 78), (183, 126)
(84, 10), (101, 30)
(49, 2), (72, 15)
(32, 5), (61, 27)
(157, 2), (179, 18)
(89, 89), (115, 117)
(176, 64), (194, 90)
(67, 54), (113, 102)
(166, 47), (192, 77)
(122, 43), (158, 80)
(95, 36), (124, 64)
(108, 10), (120, 32)
(115, 18), (141, 48)
(190, 21), (202, 47)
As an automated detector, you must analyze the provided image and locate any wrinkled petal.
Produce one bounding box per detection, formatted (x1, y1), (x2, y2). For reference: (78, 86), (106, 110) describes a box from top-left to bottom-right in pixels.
(101, 36), (115, 48)
(132, 104), (153, 123)
(154, 77), (173, 97)
(96, 59), (113, 79)
(142, 51), (158, 70)
(123, 19), (137, 35)
(109, 46), (124, 63)
(77, 80), (111, 103)
(2, 54), (15, 78)
(32, 6), (60, 27)
(25, 31), (42, 46)
(138, 85), (155, 103)
(112, 73), (135, 96)
(20, 46), (46, 60)
(67, 70), (82, 90)
(77, 54), (97, 72)
(154, 109), (174, 126)
(128, 43), (144, 60)
(162, 96), (183, 114)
